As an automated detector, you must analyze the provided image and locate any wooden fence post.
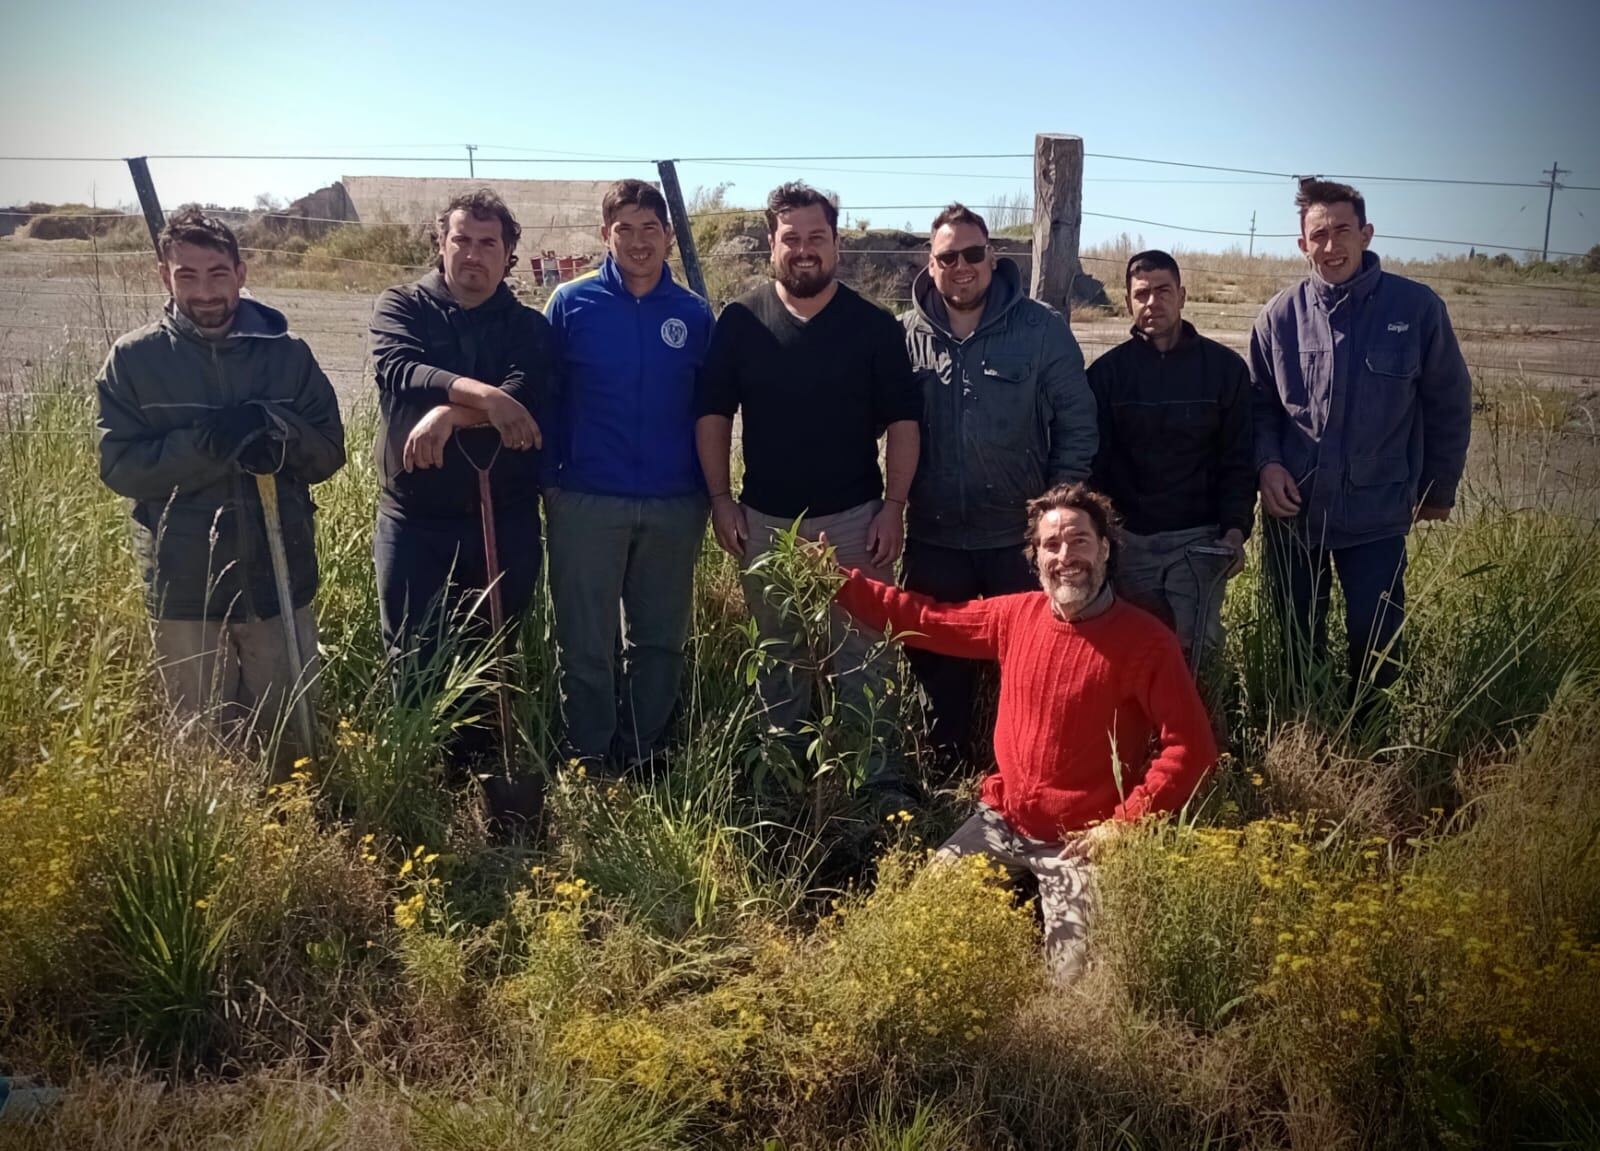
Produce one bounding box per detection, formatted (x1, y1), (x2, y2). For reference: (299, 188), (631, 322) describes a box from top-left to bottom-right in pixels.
(656, 159), (708, 299)
(126, 157), (166, 255)
(1029, 133), (1084, 316)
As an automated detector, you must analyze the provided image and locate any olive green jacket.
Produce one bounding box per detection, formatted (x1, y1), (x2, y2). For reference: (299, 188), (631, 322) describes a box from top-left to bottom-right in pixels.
(95, 298), (345, 620)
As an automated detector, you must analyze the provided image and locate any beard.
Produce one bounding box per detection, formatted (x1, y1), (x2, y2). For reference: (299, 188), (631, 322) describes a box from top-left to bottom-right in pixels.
(943, 286), (988, 314)
(177, 297), (237, 332)
(776, 259), (835, 299)
(1043, 562), (1103, 615)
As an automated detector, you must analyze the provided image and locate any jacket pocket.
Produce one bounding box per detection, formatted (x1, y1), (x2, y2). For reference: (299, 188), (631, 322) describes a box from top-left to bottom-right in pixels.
(1365, 343), (1419, 380)
(973, 354), (1039, 447)
(1343, 455), (1414, 537)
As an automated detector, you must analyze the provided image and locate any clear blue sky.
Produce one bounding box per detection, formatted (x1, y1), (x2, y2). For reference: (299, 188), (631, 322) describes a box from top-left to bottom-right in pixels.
(3, 0), (1596, 260)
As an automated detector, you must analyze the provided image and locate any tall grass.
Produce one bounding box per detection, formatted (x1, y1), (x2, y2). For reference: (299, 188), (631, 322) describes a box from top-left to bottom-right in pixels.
(1, 312), (1598, 1146)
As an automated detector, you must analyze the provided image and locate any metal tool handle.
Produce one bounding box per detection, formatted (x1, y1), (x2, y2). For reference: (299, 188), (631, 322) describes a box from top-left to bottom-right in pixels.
(254, 472), (318, 760)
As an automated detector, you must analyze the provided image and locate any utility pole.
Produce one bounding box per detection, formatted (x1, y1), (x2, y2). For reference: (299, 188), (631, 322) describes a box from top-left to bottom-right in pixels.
(1540, 160), (1567, 263)
(467, 144), (478, 179)
(1248, 210), (1257, 259)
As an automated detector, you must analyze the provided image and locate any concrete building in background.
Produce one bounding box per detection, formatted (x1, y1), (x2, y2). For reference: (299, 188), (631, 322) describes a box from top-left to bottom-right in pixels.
(290, 176), (618, 285)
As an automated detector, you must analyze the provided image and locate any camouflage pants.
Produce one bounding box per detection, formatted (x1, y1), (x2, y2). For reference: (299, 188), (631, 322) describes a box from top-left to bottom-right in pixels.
(937, 805), (1097, 985)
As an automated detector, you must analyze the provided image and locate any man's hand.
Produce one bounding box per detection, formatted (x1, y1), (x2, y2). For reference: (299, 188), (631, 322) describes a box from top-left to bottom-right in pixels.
(202, 404), (270, 462)
(1063, 820), (1127, 863)
(480, 388), (541, 451)
(1259, 462), (1303, 519)
(448, 377), (541, 451)
(866, 499), (906, 567)
(1417, 504), (1452, 523)
(404, 404), (459, 472)
(710, 493), (749, 558)
(1216, 527), (1247, 579)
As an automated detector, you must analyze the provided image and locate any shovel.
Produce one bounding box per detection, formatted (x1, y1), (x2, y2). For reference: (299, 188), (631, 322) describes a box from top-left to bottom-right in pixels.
(254, 471), (318, 760)
(456, 431), (515, 780)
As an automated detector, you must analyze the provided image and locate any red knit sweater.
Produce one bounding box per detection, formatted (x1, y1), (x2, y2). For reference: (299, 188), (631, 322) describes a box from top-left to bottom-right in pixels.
(837, 575), (1218, 841)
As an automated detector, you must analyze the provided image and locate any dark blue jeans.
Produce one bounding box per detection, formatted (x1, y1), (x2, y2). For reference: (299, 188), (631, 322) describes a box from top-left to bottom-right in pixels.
(373, 505), (543, 667)
(373, 505), (543, 772)
(902, 538), (1036, 762)
(1264, 518), (1408, 702)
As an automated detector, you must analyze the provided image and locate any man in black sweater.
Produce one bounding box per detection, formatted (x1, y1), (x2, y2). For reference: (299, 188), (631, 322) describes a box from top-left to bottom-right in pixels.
(1088, 250), (1255, 670)
(369, 189), (556, 773)
(696, 182), (921, 737)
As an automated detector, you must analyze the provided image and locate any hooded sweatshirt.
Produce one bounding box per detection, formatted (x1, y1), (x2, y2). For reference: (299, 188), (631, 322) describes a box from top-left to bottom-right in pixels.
(370, 270), (556, 520)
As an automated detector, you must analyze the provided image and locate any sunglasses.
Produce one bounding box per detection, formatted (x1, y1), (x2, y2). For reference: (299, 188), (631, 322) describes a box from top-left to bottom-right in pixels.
(932, 244), (990, 268)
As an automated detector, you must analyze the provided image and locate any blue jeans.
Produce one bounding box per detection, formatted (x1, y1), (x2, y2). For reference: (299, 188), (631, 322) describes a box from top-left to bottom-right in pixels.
(1264, 518), (1408, 700)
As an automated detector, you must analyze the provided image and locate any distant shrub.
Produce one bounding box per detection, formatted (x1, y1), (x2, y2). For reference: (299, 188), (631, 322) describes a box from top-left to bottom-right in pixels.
(301, 222), (433, 275)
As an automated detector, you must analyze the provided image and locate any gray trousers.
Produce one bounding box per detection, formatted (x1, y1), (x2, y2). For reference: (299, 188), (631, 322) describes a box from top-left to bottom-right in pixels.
(1115, 524), (1232, 668)
(741, 500), (894, 732)
(152, 606), (319, 777)
(546, 488), (709, 760)
(937, 805), (1097, 985)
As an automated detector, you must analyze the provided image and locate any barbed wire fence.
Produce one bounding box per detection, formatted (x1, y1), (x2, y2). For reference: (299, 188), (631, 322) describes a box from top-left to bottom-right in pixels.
(1, 142), (1596, 413)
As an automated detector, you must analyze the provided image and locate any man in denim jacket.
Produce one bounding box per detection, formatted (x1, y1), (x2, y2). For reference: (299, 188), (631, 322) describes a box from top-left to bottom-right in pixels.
(901, 203), (1096, 766)
(1250, 179), (1471, 713)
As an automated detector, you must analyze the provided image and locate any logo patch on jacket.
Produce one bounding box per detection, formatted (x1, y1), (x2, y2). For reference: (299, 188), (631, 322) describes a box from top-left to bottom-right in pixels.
(660, 318), (688, 349)
(1387, 322), (1410, 333)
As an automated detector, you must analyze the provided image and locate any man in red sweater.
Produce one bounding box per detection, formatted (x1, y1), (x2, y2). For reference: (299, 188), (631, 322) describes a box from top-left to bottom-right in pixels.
(835, 482), (1218, 982)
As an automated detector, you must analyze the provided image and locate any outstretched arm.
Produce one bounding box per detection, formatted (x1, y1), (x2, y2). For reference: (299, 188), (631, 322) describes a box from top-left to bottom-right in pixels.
(835, 572), (1006, 660)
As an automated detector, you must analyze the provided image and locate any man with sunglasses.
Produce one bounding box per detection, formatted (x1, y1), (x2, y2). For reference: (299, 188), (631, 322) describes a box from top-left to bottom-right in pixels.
(1088, 250), (1255, 676)
(899, 203), (1095, 770)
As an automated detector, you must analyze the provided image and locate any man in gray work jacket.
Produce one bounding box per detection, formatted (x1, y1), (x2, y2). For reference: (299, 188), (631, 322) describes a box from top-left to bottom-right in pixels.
(901, 202), (1096, 766)
(96, 207), (345, 774)
(1251, 179), (1471, 719)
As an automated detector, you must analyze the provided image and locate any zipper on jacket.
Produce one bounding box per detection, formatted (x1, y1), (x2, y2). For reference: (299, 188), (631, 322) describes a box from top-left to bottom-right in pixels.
(635, 295), (644, 486)
(949, 335), (967, 529)
(212, 342), (261, 622)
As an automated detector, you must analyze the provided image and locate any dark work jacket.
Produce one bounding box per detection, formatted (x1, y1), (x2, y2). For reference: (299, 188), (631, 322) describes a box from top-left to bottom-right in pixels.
(370, 271), (556, 520)
(1088, 322), (1256, 538)
(1250, 253), (1472, 548)
(96, 298), (346, 621)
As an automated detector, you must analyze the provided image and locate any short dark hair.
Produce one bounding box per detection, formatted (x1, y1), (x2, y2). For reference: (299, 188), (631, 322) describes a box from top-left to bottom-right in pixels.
(1296, 178), (1367, 229)
(434, 188), (521, 272)
(764, 182), (838, 236)
(1125, 249), (1181, 293)
(158, 206), (241, 265)
(1024, 482), (1121, 575)
(602, 179), (670, 229)
(930, 202), (989, 240)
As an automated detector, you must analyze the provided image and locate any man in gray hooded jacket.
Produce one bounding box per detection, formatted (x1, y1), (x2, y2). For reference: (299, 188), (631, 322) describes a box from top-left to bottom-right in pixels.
(900, 203), (1096, 765)
(1251, 179), (1471, 713)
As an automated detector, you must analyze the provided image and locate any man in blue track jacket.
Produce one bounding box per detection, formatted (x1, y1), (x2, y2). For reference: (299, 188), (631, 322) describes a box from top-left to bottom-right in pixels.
(544, 179), (714, 769)
(1251, 179), (1472, 715)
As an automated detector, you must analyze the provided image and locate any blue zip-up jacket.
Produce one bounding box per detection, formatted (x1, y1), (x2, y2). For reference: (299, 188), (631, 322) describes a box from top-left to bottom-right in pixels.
(544, 256), (713, 498)
(1249, 252), (1472, 549)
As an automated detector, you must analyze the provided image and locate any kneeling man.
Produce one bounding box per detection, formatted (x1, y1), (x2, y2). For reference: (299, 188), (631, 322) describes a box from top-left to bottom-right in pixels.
(835, 483), (1217, 981)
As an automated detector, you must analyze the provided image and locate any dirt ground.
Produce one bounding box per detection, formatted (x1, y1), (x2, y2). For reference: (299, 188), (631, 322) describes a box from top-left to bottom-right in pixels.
(2, 246), (1595, 512)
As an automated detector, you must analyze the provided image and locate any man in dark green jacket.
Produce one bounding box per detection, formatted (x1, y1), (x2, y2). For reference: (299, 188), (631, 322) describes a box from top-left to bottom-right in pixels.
(900, 203), (1096, 766)
(96, 207), (345, 771)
